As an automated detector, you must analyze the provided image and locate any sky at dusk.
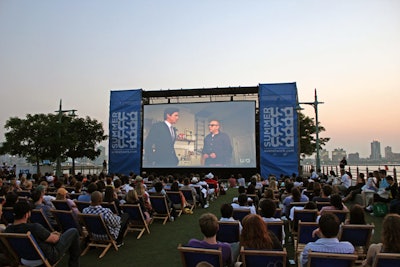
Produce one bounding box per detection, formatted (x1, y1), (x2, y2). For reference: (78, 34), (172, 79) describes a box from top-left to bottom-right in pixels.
(0, 0), (399, 159)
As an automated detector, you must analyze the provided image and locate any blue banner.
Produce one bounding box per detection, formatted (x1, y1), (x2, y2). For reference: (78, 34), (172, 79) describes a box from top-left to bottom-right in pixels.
(259, 83), (299, 178)
(109, 89), (142, 175)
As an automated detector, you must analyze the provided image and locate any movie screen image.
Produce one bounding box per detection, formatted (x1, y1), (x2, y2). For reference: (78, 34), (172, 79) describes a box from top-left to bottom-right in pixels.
(142, 101), (256, 168)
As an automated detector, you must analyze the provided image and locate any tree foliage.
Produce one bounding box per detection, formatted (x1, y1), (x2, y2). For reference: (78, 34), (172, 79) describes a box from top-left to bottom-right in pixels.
(298, 112), (330, 158)
(0, 113), (107, 175)
(64, 116), (107, 174)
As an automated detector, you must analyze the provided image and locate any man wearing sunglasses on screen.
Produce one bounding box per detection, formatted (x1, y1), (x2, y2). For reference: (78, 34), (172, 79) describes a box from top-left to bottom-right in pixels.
(201, 119), (232, 166)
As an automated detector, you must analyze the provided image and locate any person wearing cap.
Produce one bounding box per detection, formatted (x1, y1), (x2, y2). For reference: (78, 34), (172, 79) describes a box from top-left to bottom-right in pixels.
(144, 107), (180, 167)
(202, 119), (232, 166)
(4, 201), (81, 267)
(55, 188), (79, 217)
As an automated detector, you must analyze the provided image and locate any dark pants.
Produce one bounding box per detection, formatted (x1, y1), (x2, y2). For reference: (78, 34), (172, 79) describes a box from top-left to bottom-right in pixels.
(50, 228), (81, 267)
(116, 213), (130, 243)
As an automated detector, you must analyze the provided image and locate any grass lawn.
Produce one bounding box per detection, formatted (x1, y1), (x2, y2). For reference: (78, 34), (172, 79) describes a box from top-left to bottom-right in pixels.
(57, 187), (384, 267)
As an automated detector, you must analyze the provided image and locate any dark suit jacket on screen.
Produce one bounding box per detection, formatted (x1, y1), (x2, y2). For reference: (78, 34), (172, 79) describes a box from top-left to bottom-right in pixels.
(144, 121), (179, 167)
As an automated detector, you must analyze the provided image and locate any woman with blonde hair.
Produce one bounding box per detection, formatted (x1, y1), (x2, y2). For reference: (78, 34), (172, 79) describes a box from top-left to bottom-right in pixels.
(135, 182), (152, 213)
(269, 179), (278, 192)
(125, 189), (152, 223)
(362, 213), (400, 266)
(240, 214), (282, 250)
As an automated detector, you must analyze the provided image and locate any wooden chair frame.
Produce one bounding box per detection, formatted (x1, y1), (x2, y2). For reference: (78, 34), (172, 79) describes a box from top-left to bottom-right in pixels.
(75, 201), (90, 213)
(51, 210), (84, 238)
(1, 207), (14, 225)
(51, 200), (71, 211)
(0, 231), (59, 267)
(295, 221), (319, 259)
(166, 191), (184, 217)
(101, 202), (119, 215)
(291, 209), (318, 235)
(30, 209), (55, 232)
(339, 223), (374, 261)
(240, 246), (287, 267)
(232, 208), (251, 222)
(149, 195), (172, 225)
(120, 204), (151, 239)
(372, 252), (400, 267)
(323, 210), (349, 223)
(180, 189), (197, 211)
(306, 251), (358, 267)
(78, 213), (118, 258)
(216, 221), (240, 243)
(265, 220), (284, 244)
(316, 201), (331, 211)
(177, 244), (223, 267)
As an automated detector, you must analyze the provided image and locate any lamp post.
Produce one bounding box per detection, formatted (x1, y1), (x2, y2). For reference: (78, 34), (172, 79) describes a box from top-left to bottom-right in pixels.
(55, 99), (77, 178)
(298, 89), (324, 171)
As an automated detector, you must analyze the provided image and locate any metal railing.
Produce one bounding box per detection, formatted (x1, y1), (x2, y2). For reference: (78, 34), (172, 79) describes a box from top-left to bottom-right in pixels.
(303, 164), (398, 182)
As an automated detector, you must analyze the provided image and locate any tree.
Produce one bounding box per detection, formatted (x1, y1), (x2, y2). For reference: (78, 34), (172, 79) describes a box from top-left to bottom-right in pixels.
(298, 112), (330, 159)
(0, 114), (59, 174)
(64, 116), (107, 174)
(0, 113), (107, 176)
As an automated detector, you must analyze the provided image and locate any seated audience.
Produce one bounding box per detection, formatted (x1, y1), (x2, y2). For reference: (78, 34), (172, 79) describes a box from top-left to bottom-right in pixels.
(312, 184), (332, 202)
(240, 214), (282, 250)
(289, 201), (317, 221)
(259, 199), (285, 242)
(55, 188), (79, 217)
(300, 213), (355, 266)
(125, 189), (152, 224)
(237, 174), (246, 187)
(345, 204), (366, 225)
(231, 193), (256, 214)
(282, 187), (309, 218)
(152, 181), (177, 220)
(220, 203), (242, 233)
(103, 186), (122, 214)
(362, 213), (400, 266)
(31, 188), (58, 230)
(343, 173), (365, 202)
(4, 201), (80, 267)
(83, 191), (129, 247)
(77, 182), (97, 202)
(170, 181), (191, 212)
(365, 175), (398, 213)
(187, 213), (233, 266)
(259, 198), (281, 222)
(228, 175), (237, 188)
(320, 194), (349, 215)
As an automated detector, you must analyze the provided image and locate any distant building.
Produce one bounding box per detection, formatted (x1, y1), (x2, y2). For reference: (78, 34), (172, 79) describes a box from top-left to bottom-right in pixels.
(320, 149), (330, 163)
(332, 148), (346, 163)
(348, 153), (360, 163)
(370, 140), (381, 160)
(385, 146), (400, 162)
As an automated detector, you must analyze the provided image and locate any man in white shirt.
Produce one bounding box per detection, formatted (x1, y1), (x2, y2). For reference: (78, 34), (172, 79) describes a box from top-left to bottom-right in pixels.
(335, 170), (351, 195)
(231, 194), (256, 214)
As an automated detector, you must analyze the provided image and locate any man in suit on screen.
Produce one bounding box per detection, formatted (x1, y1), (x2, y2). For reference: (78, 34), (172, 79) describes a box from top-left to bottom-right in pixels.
(144, 107), (179, 167)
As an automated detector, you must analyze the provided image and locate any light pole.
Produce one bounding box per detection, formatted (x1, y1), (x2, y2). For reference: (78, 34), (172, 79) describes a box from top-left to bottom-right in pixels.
(298, 89), (324, 171)
(55, 99), (77, 178)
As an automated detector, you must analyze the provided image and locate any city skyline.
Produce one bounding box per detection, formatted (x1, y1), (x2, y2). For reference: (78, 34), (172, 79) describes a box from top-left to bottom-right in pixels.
(1, 1), (399, 159)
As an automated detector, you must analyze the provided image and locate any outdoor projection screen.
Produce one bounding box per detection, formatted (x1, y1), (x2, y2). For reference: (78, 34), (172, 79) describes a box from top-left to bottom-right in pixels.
(142, 101), (256, 168)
